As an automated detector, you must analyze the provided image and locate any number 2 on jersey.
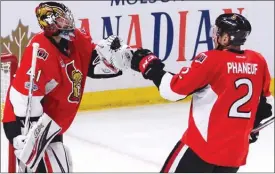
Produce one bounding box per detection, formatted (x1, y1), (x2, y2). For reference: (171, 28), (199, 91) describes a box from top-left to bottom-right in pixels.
(229, 78), (253, 119)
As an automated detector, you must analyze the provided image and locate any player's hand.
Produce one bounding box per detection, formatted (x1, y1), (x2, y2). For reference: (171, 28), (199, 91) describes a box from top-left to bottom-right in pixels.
(95, 35), (133, 72)
(131, 48), (165, 79)
(255, 96), (273, 126)
(253, 96), (273, 130)
(249, 132), (259, 144)
(13, 119), (38, 150)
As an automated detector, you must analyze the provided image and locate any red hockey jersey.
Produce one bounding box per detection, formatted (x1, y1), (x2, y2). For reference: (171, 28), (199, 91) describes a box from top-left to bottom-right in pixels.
(158, 49), (272, 167)
(3, 29), (95, 134)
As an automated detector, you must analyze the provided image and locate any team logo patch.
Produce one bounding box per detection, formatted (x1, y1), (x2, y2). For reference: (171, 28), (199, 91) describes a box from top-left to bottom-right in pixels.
(194, 53), (207, 64)
(37, 48), (49, 61)
(65, 61), (83, 103)
(24, 82), (38, 91)
(231, 14), (237, 20)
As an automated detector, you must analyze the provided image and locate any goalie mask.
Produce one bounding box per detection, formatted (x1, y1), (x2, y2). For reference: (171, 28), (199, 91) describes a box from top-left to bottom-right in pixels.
(35, 1), (75, 40)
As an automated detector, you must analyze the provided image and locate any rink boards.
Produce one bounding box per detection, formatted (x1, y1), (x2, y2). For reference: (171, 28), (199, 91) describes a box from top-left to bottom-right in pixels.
(79, 86), (192, 111)
(79, 78), (274, 111)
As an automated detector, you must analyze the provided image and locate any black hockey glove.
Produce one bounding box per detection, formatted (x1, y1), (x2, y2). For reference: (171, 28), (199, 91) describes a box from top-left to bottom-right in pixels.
(249, 95), (272, 144)
(131, 48), (166, 84)
(249, 132), (259, 144)
(254, 95), (273, 128)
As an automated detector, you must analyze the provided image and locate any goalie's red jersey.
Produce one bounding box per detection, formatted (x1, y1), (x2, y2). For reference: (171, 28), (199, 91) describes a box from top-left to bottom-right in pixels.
(159, 49), (272, 167)
(3, 29), (95, 134)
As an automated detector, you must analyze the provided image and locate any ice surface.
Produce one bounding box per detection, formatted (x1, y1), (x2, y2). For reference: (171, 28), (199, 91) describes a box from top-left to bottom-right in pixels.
(1, 102), (274, 172)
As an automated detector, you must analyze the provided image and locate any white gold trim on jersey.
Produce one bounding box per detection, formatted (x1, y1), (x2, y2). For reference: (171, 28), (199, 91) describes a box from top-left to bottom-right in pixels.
(192, 85), (218, 141)
(10, 86), (43, 117)
(169, 145), (189, 172)
(159, 73), (186, 101)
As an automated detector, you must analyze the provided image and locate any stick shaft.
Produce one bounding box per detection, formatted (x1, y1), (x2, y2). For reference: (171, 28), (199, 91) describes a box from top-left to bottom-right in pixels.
(251, 116), (274, 133)
(23, 43), (39, 135)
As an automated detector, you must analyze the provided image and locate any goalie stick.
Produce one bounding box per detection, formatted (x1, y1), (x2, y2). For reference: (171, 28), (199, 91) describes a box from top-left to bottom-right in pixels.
(17, 43), (40, 173)
(251, 116), (275, 133)
(23, 43), (39, 135)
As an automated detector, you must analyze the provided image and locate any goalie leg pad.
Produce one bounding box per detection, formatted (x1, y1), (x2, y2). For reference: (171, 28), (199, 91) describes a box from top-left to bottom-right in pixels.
(15, 113), (61, 172)
(44, 142), (73, 172)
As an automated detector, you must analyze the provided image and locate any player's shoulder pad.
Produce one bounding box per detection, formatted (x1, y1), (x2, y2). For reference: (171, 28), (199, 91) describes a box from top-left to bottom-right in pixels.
(26, 32), (50, 61)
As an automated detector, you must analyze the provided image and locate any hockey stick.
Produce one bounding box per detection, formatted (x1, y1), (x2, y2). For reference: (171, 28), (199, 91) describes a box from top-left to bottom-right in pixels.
(23, 42), (39, 135)
(251, 116), (275, 133)
(17, 43), (39, 173)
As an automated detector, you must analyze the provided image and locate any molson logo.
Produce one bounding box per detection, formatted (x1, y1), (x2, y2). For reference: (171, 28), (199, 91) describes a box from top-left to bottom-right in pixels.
(110, 0), (183, 6)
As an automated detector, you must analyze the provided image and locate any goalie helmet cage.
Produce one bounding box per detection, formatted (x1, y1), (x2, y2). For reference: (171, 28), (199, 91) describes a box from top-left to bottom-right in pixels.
(1, 53), (18, 173)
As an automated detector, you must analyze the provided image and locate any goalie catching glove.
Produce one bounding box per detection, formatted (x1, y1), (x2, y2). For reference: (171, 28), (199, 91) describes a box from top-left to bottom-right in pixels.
(95, 35), (134, 72)
(13, 113), (61, 172)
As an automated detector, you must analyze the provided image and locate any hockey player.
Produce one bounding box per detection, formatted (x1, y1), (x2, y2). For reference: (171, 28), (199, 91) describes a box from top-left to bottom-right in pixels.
(110, 13), (274, 172)
(2, 1), (128, 172)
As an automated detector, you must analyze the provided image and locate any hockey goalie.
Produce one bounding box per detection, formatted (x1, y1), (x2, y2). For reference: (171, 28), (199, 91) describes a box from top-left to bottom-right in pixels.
(2, 1), (129, 172)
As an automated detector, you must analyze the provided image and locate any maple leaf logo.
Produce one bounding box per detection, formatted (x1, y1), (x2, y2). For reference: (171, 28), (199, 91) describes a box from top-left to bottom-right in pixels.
(1, 20), (36, 63)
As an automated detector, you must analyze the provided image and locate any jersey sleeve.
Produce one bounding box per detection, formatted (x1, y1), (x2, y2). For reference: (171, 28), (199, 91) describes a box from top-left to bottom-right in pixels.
(159, 52), (216, 101)
(8, 42), (56, 118)
(75, 28), (96, 56)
